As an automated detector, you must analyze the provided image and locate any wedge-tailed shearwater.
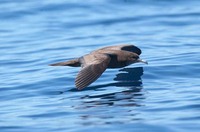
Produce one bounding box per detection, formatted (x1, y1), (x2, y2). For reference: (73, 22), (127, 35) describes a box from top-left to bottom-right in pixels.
(50, 44), (147, 90)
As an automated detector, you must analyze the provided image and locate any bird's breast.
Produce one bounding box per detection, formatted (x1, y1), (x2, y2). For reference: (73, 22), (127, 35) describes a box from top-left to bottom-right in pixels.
(107, 55), (128, 68)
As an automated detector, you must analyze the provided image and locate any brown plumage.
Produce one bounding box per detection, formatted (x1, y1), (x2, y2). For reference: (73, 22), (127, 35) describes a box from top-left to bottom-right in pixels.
(50, 44), (147, 90)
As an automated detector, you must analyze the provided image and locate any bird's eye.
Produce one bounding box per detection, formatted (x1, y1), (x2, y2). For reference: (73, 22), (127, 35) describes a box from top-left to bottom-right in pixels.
(133, 56), (139, 59)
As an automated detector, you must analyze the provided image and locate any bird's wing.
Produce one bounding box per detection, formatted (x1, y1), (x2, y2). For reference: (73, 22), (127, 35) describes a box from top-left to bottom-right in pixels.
(99, 44), (141, 55)
(75, 53), (110, 90)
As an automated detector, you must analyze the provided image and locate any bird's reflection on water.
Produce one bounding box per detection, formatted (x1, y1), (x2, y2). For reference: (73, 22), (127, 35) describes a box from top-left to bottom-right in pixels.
(66, 67), (146, 125)
(70, 67), (145, 108)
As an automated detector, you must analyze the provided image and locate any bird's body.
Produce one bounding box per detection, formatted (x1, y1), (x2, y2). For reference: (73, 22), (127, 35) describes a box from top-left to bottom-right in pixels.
(50, 44), (147, 90)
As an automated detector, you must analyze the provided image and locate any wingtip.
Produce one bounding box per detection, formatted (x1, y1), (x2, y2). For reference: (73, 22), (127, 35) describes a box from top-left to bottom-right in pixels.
(75, 85), (86, 90)
(75, 77), (91, 90)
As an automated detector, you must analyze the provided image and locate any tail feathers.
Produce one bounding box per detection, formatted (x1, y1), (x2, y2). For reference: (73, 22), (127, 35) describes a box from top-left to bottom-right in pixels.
(49, 59), (80, 67)
(49, 62), (69, 66)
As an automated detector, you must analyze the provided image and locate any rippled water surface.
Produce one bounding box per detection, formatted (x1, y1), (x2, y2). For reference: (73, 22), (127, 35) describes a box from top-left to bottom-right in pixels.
(1, 0), (200, 131)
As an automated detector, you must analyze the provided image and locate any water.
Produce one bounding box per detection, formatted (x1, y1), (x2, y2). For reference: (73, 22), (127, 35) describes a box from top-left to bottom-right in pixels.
(1, 0), (200, 131)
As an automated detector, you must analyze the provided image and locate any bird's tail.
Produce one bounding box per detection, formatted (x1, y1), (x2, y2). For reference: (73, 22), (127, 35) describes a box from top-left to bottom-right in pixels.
(49, 59), (80, 67)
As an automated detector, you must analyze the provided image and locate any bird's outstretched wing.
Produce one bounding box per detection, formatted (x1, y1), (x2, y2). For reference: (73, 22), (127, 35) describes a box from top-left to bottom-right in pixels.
(99, 44), (141, 55)
(75, 53), (110, 90)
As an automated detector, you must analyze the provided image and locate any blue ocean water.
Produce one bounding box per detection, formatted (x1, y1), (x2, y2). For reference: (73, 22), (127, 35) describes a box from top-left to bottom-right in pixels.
(0, 0), (200, 131)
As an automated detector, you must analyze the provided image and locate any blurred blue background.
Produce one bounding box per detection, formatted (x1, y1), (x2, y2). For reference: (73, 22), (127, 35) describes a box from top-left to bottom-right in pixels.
(0, 0), (200, 131)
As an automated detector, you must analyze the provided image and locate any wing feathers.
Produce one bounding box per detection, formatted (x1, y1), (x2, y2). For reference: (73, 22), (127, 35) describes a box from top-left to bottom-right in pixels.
(75, 54), (110, 90)
(98, 44), (141, 55)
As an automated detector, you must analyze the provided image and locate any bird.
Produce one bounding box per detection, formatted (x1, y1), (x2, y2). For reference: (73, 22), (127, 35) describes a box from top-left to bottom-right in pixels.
(50, 44), (147, 90)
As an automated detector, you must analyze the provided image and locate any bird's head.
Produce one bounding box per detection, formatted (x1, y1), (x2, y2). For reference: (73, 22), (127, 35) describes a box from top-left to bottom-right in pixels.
(130, 53), (148, 64)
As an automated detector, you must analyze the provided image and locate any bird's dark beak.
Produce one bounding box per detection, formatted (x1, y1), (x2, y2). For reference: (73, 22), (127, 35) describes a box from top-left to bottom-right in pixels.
(137, 59), (148, 64)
